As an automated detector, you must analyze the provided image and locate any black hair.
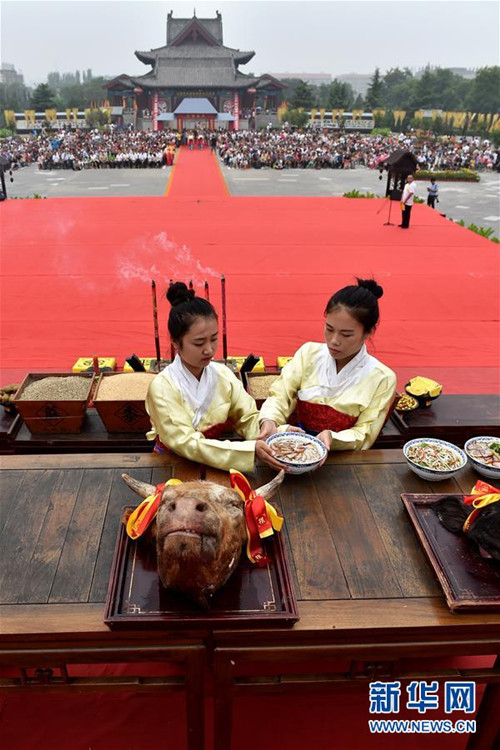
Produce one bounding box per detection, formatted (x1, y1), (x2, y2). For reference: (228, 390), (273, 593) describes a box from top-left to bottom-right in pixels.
(324, 277), (384, 333)
(167, 282), (218, 342)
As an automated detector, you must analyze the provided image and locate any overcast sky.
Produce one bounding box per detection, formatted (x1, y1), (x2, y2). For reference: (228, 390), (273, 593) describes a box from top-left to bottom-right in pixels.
(1, 0), (498, 87)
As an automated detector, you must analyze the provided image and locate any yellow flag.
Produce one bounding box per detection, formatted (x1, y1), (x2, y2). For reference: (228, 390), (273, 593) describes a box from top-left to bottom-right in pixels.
(4, 110), (16, 127)
(24, 110), (36, 126)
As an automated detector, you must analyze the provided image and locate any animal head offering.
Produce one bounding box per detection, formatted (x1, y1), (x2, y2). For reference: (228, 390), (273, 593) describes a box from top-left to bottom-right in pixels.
(433, 482), (500, 561)
(121, 471), (284, 607)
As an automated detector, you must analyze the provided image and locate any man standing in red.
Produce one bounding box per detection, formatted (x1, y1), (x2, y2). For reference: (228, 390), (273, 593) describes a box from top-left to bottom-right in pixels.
(400, 174), (416, 228)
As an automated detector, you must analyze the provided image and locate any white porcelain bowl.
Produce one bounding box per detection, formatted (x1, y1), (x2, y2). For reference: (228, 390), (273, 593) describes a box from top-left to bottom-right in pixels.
(403, 438), (467, 482)
(266, 432), (327, 475)
(464, 436), (500, 481)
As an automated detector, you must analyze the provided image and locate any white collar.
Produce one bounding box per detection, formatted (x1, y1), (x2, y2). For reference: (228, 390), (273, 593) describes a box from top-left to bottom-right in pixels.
(298, 344), (376, 401)
(164, 355), (218, 428)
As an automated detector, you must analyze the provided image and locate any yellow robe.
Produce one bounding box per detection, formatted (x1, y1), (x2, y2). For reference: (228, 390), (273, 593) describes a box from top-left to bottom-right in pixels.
(259, 342), (397, 450)
(146, 361), (259, 472)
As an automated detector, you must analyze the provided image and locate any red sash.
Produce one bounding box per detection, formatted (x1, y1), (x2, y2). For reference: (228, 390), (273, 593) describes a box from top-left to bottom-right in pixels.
(295, 401), (357, 433)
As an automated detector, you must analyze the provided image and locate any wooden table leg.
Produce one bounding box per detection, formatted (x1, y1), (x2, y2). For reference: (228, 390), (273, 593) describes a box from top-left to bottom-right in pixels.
(213, 650), (235, 750)
(466, 656), (500, 750)
(185, 646), (206, 750)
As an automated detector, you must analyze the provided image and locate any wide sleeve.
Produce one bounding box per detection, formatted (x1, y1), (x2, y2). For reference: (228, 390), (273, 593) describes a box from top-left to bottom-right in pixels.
(146, 377), (256, 473)
(328, 371), (397, 451)
(259, 347), (306, 426)
(226, 373), (261, 440)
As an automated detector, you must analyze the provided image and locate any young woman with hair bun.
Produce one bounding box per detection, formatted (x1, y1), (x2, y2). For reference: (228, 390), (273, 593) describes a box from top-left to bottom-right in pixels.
(259, 278), (397, 452)
(146, 282), (283, 472)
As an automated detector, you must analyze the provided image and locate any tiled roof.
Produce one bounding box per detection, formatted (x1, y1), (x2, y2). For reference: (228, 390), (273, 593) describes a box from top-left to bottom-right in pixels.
(131, 59), (259, 90)
(135, 44), (254, 66)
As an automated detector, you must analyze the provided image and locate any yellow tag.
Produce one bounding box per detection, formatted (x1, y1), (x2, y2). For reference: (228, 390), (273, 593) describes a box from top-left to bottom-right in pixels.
(72, 357), (116, 372)
(277, 356), (293, 369)
(123, 358), (156, 372)
(227, 356), (265, 372)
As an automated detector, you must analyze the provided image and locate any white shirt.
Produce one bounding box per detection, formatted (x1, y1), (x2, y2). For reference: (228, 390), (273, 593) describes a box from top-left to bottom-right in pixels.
(402, 181), (416, 206)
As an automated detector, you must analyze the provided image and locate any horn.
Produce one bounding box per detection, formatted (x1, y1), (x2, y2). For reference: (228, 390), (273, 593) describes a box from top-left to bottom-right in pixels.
(122, 473), (157, 499)
(256, 470), (285, 500)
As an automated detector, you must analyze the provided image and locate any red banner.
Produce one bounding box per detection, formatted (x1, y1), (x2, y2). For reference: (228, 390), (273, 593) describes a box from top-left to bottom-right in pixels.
(152, 93), (159, 132)
(233, 91), (240, 131)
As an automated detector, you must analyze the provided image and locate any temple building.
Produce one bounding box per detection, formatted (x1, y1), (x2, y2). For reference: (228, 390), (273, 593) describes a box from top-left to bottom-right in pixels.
(104, 11), (286, 131)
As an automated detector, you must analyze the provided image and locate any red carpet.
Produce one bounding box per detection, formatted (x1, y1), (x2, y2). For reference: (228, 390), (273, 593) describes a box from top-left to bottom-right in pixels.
(0, 151), (498, 746)
(1, 150), (498, 391)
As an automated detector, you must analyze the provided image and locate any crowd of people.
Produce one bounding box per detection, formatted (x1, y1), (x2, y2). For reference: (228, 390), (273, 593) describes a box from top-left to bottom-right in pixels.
(1, 126), (498, 173)
(0, 129), (179, 170)
(215, 129), (500, 171)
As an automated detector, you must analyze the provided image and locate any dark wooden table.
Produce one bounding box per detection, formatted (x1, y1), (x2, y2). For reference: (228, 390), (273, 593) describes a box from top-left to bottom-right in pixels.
(2, 395), (498, 455)
(391, 394), (500, 443)
(1, 451), (499, 750)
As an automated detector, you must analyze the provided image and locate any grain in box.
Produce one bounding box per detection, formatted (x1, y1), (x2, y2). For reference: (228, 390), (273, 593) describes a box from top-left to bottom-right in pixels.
(247, 372), (280, 407)
(13, 373), (94, 433)
(94, 372), (156, 433)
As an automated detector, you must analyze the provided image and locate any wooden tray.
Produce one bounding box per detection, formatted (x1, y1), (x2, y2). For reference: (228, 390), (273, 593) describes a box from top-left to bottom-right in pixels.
(401, 494), (500, 612)
(105, 507), (299, 629)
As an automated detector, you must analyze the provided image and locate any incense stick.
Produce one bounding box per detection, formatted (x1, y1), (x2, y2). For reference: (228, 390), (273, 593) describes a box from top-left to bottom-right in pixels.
(151, 279), (161, 363)
(168, 279), (175, 361)
(221, 274), (227, 363)
(204, 280), (210, 301)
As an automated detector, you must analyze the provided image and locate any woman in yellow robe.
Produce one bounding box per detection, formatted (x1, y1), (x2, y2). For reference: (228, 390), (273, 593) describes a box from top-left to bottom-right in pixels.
(259, 278), (397, 452)
(146, 282), (283, 472)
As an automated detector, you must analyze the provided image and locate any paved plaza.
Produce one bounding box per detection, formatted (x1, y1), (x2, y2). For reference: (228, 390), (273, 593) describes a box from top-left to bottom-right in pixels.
(7, 160), (500, 235)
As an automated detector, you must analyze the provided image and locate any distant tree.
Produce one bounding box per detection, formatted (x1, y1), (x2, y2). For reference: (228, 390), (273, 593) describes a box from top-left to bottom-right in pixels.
(467, 67), (500, 113)
(411, 66), (434, 109)
(290, 80), (315, 109)
(47, 71), (61, 89)
(365, 67), (384, 109)
(75, 70), (81, 85)
(353, 93), (364, 110)
(382, 68), (415, 110)
(328, 79), (354, 109)
(0, 81), (30, 112)
(31, 83), (56, 110)
(284, 108), (309, 128)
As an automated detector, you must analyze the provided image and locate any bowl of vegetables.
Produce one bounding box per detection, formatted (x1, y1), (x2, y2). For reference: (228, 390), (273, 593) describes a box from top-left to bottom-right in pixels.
(464, 437), (500, 480)
(403, 438), (466, 482)
(266, 432), (327, 475)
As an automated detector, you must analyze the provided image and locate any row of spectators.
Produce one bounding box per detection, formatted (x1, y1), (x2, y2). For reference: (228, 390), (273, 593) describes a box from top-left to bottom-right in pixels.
(216, 130), (500, 171)
(1, 127), (498, 172)
(0, 130), (179, 170)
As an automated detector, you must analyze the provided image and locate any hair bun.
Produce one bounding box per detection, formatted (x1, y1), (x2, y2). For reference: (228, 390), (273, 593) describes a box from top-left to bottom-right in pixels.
(166, 281), (195, 307)
(356, 278), (384, 300)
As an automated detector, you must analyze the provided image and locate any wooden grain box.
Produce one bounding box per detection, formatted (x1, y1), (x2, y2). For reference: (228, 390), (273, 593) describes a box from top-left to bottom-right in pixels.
(13, 372), (94, 434)
(93, 372), (156, 433)
(247, 371), (280, 407)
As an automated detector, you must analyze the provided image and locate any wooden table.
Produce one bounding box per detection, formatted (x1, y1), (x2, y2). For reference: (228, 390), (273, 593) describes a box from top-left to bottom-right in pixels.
(1, 451), (499, 750)
(2, 395), (498, 455)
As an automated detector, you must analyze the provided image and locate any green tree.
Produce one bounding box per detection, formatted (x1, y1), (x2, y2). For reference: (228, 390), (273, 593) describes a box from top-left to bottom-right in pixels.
(328, 79), (354, 109)
(382, 68), (415, 110)
(290, 80), (315, 109)
(353, 93), (364, 110)
(284, 108), (309, 128)
(365, 67), (384, 109)
(467, 67), (500, 113)
(31, 83), (56, 110)
(0, 81), (30, 112)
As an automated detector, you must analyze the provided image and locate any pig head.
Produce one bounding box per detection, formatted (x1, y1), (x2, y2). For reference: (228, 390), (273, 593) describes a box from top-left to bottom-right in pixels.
(122, 471), (284, 608)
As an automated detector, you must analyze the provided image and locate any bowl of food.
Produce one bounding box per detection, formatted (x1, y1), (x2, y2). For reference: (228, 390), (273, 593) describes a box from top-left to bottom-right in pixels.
(405, 376), (442, 408)
(395, 394), (419, 414)
(266, 432), (327, 475)
(464, 437), (500, 480)
(403, 438), (466, 482)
